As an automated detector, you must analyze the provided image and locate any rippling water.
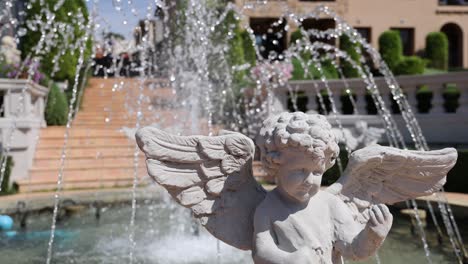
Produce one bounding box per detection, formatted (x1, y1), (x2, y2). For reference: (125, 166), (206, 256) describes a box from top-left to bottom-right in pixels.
(0, 194), (466, 264)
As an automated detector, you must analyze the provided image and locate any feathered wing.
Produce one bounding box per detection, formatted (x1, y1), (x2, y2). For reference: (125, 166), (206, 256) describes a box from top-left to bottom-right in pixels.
(327, 145), (457, 220)
(136, 127), (267, 250)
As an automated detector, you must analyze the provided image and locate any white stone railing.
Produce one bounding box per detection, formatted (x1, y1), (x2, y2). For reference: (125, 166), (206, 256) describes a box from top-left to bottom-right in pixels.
(0, 79), (48, 184)
(272, 72), (468, 144)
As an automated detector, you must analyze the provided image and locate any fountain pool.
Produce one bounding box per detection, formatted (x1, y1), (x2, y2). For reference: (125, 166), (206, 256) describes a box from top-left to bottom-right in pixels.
(0, 187), (466, 264)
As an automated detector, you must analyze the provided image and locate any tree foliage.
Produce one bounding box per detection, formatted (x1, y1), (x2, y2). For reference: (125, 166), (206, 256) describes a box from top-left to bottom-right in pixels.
(20, 0), (92, 84)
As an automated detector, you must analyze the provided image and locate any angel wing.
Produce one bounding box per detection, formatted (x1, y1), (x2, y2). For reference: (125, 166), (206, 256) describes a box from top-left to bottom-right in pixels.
(327, 145), (457, 219)
(136, 126), (267, 250)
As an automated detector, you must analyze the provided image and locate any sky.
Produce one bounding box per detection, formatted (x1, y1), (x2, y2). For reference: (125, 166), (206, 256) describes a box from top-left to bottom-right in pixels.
(86, 1), (159, 40)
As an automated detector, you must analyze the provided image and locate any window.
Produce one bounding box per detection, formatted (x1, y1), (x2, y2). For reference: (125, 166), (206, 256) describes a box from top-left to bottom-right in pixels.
(439, 0), (468, 6)
(301, 18), (336, 46)
(355, 27), (372, 43)
(250, 17), (287, 60)
(391, 27), (415, 56)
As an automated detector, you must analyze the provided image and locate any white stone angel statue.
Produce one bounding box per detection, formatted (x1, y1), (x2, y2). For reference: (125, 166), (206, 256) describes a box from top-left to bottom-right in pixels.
(136, 112), (457, 264)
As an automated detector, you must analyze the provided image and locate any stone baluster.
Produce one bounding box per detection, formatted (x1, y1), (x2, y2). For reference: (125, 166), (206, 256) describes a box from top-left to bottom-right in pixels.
(305, 87), (318, 113)
(24, 93), (32, 117)
(455, 82), (468, 114)
(353, 87), (367, 115)
(379, 91), (392, 114)
(403, 85), (418, 113)
(428, 83), (445, 114)
(331, 88), (342, 114)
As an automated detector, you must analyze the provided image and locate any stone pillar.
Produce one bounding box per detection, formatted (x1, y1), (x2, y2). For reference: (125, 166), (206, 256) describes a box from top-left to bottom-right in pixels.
(305, 88), (318, 113)
(331, 89), (342, 114)
(403, 85), (418, 113)
(428, 84), (445, 114)
(381, 91), (393, 114)
(354, 87), (367, 115)
(455, 82), (468, 114)
(23, 93), (32, 117)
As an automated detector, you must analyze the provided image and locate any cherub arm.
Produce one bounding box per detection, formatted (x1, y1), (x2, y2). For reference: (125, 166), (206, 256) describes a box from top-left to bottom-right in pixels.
(252, 205), (320, 264)
(333, 199), (392, 260)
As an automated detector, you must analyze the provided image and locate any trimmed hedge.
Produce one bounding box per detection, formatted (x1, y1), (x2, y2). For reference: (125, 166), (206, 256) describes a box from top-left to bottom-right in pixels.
(240, 30), (256, 68)
(0, 156), (15, 195)
(379, 30), (403, 72)
(45, 83), (69, 125)
(224, 11), (246, 86)
(339, 35), (361, 78)
(425, 32), (448, 71)
(291, 58), (338, 80)
(394, 56), (426, 75)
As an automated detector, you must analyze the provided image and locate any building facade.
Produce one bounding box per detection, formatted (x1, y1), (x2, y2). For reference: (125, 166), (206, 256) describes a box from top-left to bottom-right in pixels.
(235, 0), (468, 68)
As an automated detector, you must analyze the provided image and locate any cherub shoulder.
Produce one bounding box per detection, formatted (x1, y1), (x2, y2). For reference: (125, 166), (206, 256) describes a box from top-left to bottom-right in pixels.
(319, 190), (350, 215)
(255, 190), (280, 217)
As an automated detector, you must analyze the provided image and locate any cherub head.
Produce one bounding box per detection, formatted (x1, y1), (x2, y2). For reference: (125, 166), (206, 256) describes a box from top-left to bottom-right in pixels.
(256, 112), (339, 203)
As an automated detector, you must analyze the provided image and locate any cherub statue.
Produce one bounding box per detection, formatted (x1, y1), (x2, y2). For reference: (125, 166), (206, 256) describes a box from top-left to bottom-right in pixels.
(0, 36), (21, 65)
(333, 120), (386, 151)
(136, 112), (457, 264)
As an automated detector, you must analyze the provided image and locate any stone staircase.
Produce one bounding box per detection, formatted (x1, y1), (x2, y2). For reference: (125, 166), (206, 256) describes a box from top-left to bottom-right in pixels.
(17, 77), (270, 192)
(17, 78), (165, 192)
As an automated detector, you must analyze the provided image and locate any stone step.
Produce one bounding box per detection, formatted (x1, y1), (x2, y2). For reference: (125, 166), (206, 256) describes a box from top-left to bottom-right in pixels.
(39, 127), (123, 138)
(34, 146), (138, 159)
(36, 137), (133, 149)
(17, 175), (149, 193)
(28, 166), (148, 182)
(33, 156), (145, 170)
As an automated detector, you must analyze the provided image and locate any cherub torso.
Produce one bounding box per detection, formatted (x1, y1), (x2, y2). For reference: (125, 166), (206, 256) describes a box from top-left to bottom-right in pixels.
(267, 190), (336, 263)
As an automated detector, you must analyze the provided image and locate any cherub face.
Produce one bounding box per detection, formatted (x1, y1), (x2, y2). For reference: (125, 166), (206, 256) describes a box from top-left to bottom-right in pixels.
(276, 149), (326, 204)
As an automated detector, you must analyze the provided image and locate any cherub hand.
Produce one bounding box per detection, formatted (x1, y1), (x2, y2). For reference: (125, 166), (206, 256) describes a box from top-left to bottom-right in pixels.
(367, 204), (393, 239)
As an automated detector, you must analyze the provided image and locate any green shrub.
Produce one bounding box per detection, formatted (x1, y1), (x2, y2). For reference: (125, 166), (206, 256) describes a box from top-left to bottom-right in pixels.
(379, 30), (403, 71)
(290, 29), (304, 45)
(394, 56), (426, 75)
(445, 149), (468, 194)
(443, 84), (460, 113)
(0, 156), (15, 195)
(425, 32), (448, 71)
(223, 11), (246, 86)
(291, 58), (313, 81)
(240, 30), (256, 67)
(45, 83), (69, 125)
(339, 35), (361, 78)
(291, 58), (338, 80)
(416, 85), (432, 113)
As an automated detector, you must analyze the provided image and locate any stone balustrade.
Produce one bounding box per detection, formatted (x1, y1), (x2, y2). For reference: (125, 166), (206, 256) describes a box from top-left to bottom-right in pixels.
(271, 72), (468, 145)
(0, 79), (48, 185)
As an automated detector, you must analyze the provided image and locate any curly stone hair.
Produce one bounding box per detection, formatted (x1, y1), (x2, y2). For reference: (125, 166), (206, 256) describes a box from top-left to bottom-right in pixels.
(256, 112), (340, 177)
